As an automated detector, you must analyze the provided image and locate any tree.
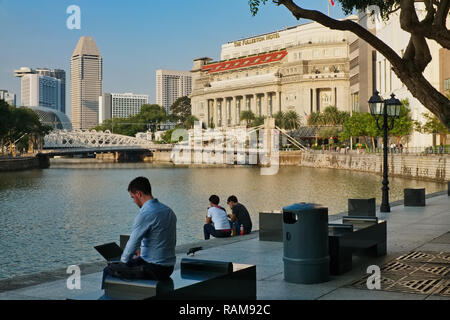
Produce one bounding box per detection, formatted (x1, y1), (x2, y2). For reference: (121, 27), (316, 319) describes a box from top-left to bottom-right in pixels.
(340, 112), (381, 148)
(307, 111), (325, 126)
(240, 110), (256, 127)
(415, 112), (450, 146)
(0, 101), (51, 155)
(170, 96), (192, 123)
(283, 110), (302, 129)
(184, 115), (200, 129)
(389, 99), (413, 144)
(274, 111), (285, 128)
(251, 115), (266, 127)
(249, 0), (450, 128)
(95, 104), (167, 136)
(322, 106), (350, 125)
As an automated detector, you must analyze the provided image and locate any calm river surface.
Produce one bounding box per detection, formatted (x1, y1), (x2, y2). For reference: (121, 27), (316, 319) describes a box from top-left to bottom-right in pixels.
(0, 163), (446, 280)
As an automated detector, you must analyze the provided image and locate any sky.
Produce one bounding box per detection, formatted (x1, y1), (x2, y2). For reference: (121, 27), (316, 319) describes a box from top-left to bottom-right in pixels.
(0, 0), (347, 114)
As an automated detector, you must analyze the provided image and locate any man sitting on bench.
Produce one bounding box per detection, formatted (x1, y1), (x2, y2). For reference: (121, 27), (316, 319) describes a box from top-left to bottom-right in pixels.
(102, 177), (177, 287)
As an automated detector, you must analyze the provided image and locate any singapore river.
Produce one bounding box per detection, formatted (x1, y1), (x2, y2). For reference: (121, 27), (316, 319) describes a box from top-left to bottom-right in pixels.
(0, 163), (446, 280)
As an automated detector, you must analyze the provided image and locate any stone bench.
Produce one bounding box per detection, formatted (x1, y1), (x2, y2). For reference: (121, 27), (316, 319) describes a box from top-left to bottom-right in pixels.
(348, 198), (376, 217)
(328, 216), (387, 275)
(404, 188), (426, 207)
(72, 258), (256, 300)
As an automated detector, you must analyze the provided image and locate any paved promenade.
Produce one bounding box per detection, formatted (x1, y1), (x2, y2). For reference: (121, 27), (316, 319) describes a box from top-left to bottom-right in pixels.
(0, 191), (449, 300)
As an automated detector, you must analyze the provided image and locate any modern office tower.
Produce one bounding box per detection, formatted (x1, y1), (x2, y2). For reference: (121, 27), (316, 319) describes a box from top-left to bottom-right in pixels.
(19, 74), (62, 111)
(99, 93), (149, 124)
(0, 90), (16, 106)
(14, 67), (66, 113)
(156, 69), (192, 114)
(14, 67), (66, 112)
(70, 36), (103, 130)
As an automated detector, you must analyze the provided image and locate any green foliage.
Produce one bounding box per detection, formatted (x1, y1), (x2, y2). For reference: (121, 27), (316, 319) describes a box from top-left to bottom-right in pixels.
(415, 111), (449, 145)
(340, 112), (380, 141)
(95, 104), (167, 136)
(0, 99), (52, 154)
(249, 0), (397, 20)
(240, 110), (256, 127)
(251, 116), (266, 127)
(415, 112), (449, 135)
(170, 96), (191, 123)
(283, 110), (302, 130)
(184, 115), (199, 129)
(318, 127), (341, 139)
(273, 110), (302, 129)
(273, 111), (285, 128)
(389, 100), (413, 141)
(308, 106), (349, 127)
(340, 100), (413, 144)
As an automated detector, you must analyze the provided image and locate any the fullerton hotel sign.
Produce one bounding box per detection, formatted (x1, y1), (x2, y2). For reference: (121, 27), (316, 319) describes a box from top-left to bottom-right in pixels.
(233, 32), (280, 47)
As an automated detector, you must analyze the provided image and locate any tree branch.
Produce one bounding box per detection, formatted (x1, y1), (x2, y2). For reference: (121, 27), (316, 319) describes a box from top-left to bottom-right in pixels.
(398, 0), (450, 48)
(275, 0), (404, 69)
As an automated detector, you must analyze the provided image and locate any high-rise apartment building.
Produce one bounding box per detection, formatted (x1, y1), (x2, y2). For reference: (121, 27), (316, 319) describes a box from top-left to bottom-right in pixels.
(14, 67), (66, 112)
(99, 93), (149, 124)
(70, 36), (103, 130)
(156, 69), (192, 114)
(0, 90), (16, 106)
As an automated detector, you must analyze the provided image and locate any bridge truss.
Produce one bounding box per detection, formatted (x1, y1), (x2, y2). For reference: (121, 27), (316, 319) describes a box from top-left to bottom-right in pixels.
(44, 130), (157, 149)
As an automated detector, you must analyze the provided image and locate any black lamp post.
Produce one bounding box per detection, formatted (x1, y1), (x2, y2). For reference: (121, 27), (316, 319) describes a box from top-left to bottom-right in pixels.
(368, 91), (402, 213)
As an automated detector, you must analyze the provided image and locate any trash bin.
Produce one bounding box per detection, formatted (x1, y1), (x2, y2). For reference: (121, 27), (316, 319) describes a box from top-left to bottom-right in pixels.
(282, 203), (329, 284)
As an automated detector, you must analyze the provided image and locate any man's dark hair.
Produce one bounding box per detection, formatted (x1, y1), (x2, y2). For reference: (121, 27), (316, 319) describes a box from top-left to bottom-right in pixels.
(227, 195), (238, 204)
(209, 195), (220, 205)
(128, 177), (152, 195)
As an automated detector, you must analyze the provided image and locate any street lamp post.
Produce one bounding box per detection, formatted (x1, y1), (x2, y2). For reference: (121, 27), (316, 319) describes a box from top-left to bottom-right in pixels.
(368, 91), (402, 213)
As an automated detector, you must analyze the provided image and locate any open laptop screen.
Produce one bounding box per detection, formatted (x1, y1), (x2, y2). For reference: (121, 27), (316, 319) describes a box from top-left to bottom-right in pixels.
(94, 242), (123, 262)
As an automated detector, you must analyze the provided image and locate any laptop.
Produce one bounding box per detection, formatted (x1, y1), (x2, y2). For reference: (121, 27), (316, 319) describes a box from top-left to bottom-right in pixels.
(94, 242), (123, 263)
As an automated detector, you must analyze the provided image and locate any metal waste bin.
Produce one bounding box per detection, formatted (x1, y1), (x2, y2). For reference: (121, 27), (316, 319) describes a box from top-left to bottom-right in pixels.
(282, 203), (329, 284)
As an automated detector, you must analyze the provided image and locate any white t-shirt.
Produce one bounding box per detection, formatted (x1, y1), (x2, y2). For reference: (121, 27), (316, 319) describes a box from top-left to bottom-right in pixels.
(207, 207), (230, 230)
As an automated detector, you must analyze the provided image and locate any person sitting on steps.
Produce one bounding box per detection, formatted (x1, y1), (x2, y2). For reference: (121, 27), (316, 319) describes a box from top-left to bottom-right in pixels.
(203, 195), (231, 240)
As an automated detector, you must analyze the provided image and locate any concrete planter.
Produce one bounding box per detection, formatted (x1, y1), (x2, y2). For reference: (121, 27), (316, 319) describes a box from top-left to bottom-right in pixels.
(404, 188), (426, 207)
(259, 211), (283, 242)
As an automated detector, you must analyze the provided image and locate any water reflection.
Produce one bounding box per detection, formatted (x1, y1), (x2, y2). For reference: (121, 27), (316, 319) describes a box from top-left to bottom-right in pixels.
(0, 163), (445, 279)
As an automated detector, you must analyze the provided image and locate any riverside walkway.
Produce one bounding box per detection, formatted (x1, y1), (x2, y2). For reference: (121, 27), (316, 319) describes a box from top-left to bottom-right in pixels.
(0, 191), (449, 300)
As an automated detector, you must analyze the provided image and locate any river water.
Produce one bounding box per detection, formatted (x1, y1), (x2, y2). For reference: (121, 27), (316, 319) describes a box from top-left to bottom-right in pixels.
(0, 163), (446, 280)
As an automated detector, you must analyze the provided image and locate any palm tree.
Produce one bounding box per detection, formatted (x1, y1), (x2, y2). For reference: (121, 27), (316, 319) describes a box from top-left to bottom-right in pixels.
(323, 106), (350, 126)
(307, 111), (324, 126)
(274, 111), (285, 128)
(283, 110), (302, 130)
(240, 110), (256, 128)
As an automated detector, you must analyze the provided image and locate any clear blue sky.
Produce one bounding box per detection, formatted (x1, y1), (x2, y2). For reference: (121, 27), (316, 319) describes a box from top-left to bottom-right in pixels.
(0, 0), (347, 113)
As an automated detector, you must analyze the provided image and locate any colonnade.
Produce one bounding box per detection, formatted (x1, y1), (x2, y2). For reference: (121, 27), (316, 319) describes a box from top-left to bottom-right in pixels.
(204, 92), (281, 128)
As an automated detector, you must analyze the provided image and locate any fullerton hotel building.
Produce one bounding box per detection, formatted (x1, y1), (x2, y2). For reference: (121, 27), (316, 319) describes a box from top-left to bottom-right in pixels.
(190, 15), (375, 128)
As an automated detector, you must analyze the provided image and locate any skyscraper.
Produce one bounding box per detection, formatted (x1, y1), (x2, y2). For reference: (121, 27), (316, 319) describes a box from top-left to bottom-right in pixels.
(70, 36), (103, 130)
(14, 67), (66, 112)
(156, 69), (192, 114)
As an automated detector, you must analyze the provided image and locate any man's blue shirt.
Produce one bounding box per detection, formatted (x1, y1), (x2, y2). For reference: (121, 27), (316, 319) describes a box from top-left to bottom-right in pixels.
(121, 198), (177, 266)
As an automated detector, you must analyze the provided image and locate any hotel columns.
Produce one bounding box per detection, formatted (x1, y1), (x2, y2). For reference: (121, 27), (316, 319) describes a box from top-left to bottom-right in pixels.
(264, 93), (269, 117)
(231, 97), (237, 126)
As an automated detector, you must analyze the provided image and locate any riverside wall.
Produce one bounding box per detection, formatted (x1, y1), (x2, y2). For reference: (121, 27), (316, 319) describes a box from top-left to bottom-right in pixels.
(0, 154), (49, 172)
(279, 151), (449, 182)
